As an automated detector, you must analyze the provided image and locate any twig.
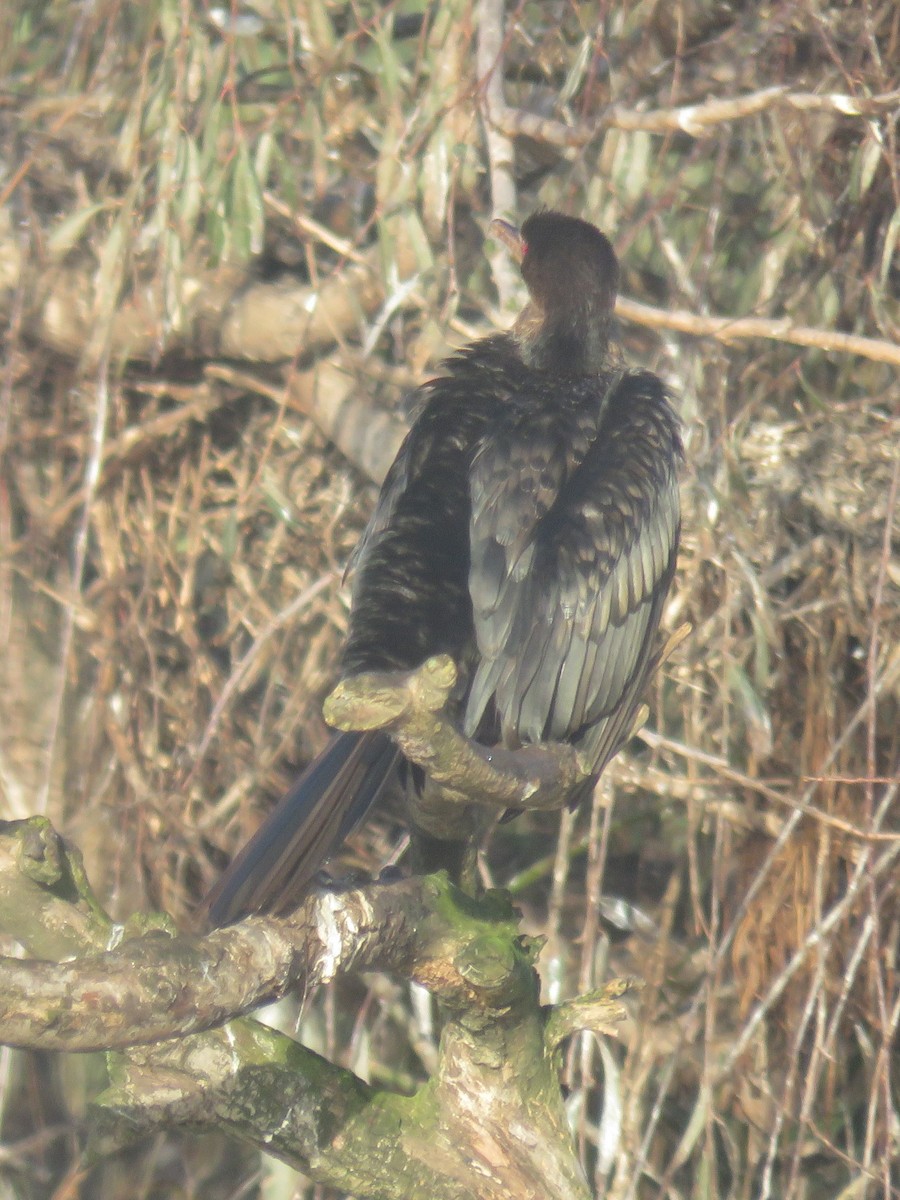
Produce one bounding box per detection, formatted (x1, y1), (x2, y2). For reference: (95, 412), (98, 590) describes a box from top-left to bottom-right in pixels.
(490, 85), (900, 145)
(865, 455), (900, 809)
(35, 357), (110, 814)
(639, 728), (900, 843)
(185, 572), (338, 786)
(7, 386), (227, 551)
(263, 192), (368, 264)
(476, 0), (520, 309)
(717, 834), (900, 1080)
(616, 296), (900, 366)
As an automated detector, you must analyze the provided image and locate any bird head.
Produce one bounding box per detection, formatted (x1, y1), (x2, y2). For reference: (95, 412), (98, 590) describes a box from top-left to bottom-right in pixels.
(491, 211), (619, 374)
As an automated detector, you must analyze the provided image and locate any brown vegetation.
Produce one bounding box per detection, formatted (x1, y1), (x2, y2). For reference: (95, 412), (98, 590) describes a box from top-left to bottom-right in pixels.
(0, 0), (897, 1197)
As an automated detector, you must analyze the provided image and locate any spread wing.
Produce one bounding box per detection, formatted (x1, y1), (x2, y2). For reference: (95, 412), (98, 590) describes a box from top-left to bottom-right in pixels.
(464, 371), (681, 776)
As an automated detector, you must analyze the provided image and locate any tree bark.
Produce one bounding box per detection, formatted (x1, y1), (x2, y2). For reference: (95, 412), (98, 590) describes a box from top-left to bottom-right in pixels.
(0, 810), (629, 1199)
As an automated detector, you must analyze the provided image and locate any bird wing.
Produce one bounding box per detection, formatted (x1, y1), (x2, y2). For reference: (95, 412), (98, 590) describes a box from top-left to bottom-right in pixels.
(342, 340), (521, 676)
(465, 371), (681, 775)
(346, 343), (514, 584)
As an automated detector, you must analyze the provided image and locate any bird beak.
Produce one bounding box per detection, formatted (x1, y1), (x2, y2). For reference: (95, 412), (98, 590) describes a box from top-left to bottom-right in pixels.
(490, 218), (526, 263)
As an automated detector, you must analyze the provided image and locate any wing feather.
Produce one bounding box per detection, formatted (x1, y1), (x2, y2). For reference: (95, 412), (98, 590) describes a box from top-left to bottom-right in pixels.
(465, 371), (681, 775)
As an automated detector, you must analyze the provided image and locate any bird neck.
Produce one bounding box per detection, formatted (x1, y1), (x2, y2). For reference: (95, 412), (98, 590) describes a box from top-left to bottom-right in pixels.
(513, 300), (612, 375)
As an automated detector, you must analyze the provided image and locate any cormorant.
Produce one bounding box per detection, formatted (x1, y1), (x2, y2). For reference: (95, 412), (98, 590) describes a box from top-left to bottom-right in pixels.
(205, 211), (682, 925)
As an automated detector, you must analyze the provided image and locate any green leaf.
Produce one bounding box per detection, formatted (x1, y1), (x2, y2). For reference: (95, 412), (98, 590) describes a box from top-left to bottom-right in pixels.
(229, 141), (266, 261)
(47, 202), (110, 259)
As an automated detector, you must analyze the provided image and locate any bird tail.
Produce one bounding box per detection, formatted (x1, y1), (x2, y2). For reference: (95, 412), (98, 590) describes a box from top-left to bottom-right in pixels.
(204, 730), (400, 926)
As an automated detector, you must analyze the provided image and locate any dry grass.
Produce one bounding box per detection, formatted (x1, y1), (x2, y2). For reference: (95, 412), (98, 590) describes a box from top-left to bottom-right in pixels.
(0, 1), (897, 1197)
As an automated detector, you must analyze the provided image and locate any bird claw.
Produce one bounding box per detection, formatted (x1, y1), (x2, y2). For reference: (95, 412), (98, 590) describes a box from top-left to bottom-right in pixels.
(324, 655), (588, 812)
(410, 655), (458, 712)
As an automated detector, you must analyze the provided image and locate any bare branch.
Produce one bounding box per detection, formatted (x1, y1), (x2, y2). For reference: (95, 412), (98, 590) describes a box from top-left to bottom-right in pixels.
(0, 839), (493, 1051)
(616, 297), (900, 367)
(477, 0), (520, 309)
(286, 360), (408, 487)
(491, 85), (900, 145)
(10, 232), (420, 366)
(544, 978), (637, 1050)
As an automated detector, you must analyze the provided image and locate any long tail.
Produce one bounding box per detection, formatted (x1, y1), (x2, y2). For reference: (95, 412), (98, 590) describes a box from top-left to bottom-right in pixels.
(204, 730), (400, 926)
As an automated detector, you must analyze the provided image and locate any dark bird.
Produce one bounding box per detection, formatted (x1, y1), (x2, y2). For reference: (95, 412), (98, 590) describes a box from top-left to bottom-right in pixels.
(205, 211), (682, 925)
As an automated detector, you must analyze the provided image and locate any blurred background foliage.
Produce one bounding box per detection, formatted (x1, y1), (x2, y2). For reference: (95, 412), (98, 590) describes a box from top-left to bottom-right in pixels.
(0, 0), (897, 1197)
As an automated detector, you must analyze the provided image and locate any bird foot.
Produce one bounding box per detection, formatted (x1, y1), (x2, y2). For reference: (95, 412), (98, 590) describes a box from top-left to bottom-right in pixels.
(325, 656), (590, 813)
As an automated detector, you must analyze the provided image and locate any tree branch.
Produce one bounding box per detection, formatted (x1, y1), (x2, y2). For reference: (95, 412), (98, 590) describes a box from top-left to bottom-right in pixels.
(9, 229), (420, 366)
(0, 817), (601, 1200)
(490, 84), (900, 144)
(0, 822), (520, 1050)
(615, 296), (900, 368)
